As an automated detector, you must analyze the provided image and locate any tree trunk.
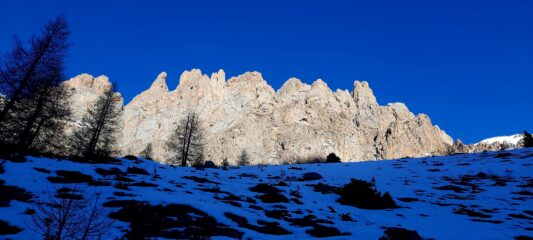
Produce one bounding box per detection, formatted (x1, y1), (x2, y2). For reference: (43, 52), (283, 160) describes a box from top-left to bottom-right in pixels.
(180, 114), (191, 166)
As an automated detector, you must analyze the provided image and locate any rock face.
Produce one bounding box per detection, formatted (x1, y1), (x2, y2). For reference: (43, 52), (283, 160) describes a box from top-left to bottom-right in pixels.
(63, 69), (454, 164)
(63, 74), (123, 121)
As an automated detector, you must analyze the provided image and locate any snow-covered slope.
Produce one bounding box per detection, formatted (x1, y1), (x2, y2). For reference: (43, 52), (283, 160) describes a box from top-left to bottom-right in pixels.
(477, 134), (523, 145)
(1, 149), (532, 239)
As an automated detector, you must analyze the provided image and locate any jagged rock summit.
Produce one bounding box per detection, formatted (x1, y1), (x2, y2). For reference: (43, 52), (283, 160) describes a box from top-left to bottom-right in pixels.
(64, 69), (454, 164)
(450, 134), (525, 153)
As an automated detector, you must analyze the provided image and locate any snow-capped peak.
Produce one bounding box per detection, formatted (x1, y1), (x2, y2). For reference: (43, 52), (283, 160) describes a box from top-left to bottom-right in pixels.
(477, 134), (523, 145)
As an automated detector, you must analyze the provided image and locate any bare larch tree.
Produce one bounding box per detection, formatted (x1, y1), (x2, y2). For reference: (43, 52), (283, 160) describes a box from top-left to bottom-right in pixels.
(70, 83), (121, 160)
(0, 16), (71, 156)
(15, 85), (71, 155)
(29, 184), (113, 240)
(166, 110), (204, 166)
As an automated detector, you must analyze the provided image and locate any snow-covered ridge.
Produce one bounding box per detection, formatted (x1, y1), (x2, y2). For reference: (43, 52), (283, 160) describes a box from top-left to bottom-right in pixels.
(477, 134), (523, 145)
(1, 149), (532, 239)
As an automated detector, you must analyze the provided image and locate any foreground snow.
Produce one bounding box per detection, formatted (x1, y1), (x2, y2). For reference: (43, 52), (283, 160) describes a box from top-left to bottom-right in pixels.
(1, 148), (532, 239)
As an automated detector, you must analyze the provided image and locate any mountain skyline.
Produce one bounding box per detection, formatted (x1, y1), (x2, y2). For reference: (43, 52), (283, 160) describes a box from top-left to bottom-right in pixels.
(1, 0), (531, 143)
(0, 3), (532, 239)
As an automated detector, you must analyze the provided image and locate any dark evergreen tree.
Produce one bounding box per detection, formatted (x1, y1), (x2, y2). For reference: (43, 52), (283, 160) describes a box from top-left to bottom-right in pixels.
(140, 143), (153, 160)
(70, 83), (121, 160)
(238, 149), (250, 166)
(221, 157), (229, 170)
(18, 85), (71, 155)
(0, 16), (71, 156)
(523, 131), (533, 148)
(165, 110), (204, 166)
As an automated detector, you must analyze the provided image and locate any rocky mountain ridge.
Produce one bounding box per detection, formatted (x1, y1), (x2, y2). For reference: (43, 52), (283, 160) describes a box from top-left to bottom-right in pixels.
(64, 69), (456, 164)
(451, 134), (525, 154)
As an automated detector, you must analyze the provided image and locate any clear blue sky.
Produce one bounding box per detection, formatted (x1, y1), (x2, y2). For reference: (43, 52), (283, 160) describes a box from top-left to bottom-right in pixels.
(1, 0), (531, 143)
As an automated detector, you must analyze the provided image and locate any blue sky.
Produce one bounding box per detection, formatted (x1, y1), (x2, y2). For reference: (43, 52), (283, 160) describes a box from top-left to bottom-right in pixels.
(1, 0), (531, 143)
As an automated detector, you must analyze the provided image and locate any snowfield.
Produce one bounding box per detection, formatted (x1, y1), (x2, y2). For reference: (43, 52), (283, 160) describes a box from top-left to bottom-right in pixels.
(1, 148), (532, 239)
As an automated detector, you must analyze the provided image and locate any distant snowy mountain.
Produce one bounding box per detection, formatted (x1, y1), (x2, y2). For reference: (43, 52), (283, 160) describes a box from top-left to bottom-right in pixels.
(1, 149), (532, 239)
(477, 134), (523, 145)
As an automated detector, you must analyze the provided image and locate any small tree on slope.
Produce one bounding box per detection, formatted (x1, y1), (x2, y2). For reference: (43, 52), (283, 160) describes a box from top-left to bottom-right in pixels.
(140, 143), (153, 160)
(238, 149), (250, 166)
(165, 110), (204, 166)
(524, 131), (533, 148)
(70, 83), (121, 160)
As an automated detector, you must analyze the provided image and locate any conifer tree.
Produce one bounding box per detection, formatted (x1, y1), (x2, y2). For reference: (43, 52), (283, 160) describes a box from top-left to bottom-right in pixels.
(140, 143), (153, 160)
(523, 131), (533, 148)
(166, 110), (204, 166)
(0, 16), (71, 156)
(238, 149), (250, 166)
(70, 83), (121, 160)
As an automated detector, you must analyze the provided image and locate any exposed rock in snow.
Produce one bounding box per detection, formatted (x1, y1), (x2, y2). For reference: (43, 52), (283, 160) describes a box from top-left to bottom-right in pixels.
(63, 69), (454, 164)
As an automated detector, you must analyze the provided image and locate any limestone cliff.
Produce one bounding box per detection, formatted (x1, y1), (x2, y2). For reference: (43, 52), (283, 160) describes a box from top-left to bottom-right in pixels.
(64, 69), (455, 164)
